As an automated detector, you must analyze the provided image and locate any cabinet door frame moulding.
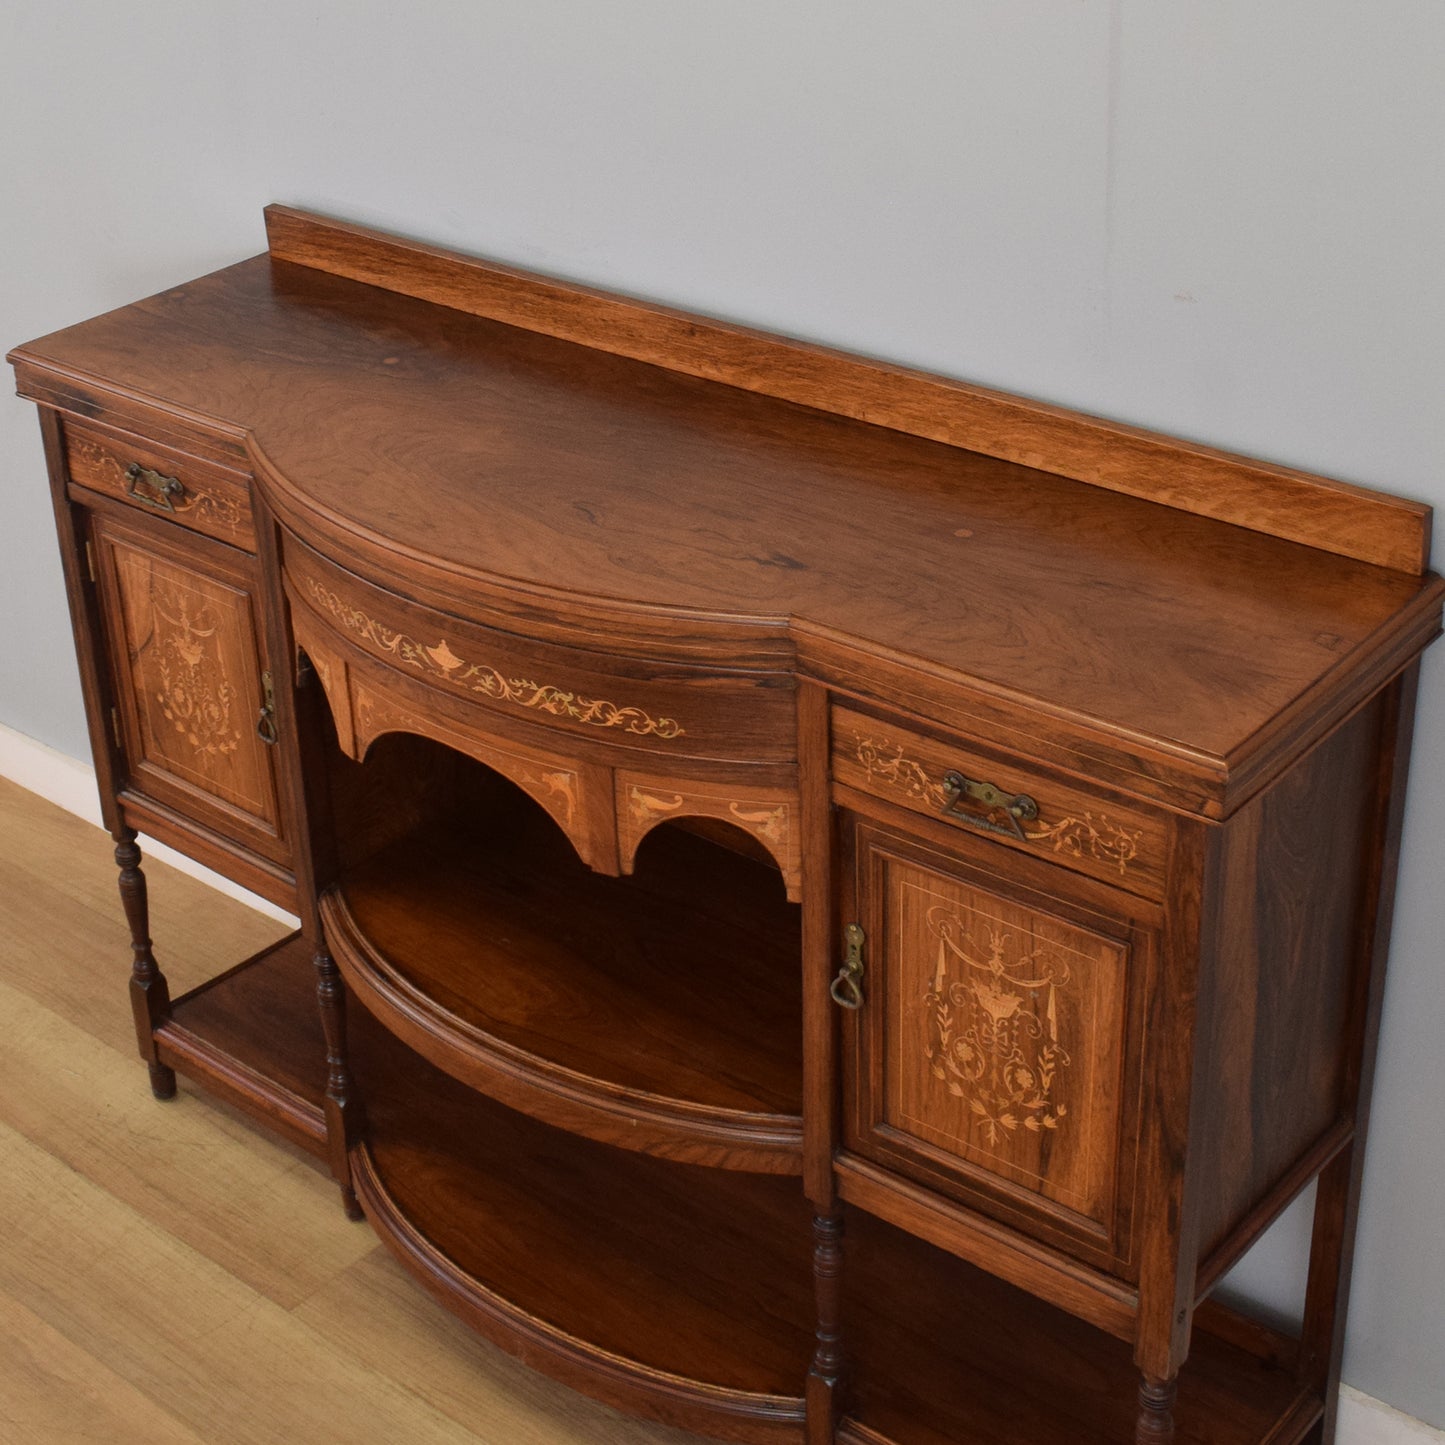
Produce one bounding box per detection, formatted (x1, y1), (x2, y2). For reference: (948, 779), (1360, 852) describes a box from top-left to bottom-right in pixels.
(838, 809), (1158, 1273)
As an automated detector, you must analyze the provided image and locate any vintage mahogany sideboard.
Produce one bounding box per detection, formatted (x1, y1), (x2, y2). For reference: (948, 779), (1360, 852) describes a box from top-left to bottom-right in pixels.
(10, 207), (1442, 1445)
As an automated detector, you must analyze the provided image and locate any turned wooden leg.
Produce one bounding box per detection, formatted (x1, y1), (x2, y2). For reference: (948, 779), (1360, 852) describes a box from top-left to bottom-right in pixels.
(114, 828), (175, 1100)
(1136, 1376), (1178, 1443)
(315, 948), (364, 1220)
(806, 1211), (845, 1445)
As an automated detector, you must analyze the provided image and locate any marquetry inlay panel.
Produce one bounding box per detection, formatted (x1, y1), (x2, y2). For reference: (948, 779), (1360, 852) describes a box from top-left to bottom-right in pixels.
(865, 850), (1131, 1232)
(299, 572), (684, 740)
(100, 527), (279, 833)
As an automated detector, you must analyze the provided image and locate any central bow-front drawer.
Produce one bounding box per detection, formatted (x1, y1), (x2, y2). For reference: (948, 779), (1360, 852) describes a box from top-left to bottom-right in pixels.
(283, 539), (796, 765)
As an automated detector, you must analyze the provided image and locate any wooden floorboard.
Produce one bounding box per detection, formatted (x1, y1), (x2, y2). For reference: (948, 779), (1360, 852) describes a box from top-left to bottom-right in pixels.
(0, 775), (700, 1444)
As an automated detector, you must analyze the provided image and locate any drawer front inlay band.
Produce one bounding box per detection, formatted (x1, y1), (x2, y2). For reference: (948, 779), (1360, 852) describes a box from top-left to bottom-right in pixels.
(852, 732), (1143, 876)
(300, 575), (686, 739)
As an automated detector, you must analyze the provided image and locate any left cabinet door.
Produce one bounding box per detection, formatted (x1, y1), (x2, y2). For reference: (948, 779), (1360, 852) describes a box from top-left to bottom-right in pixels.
(88, 507), (288, 866)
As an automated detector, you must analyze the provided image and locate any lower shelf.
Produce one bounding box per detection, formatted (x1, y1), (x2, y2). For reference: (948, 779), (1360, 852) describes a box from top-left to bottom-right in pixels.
(144, 935), (1322, 1445)
(154, 931), (327, 1158)
(840, 1213), (1321, 1445)
(350, 1012), (813, 1443)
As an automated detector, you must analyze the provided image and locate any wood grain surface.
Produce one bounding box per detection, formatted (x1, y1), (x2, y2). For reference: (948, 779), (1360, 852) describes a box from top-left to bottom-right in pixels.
(840, 1209), (1318, 1445)
(12, 241), (1443, 816)
(326, 775), (804, 1172)
(263, 205), (1431, 575)
(352, 1022), (814, 1440)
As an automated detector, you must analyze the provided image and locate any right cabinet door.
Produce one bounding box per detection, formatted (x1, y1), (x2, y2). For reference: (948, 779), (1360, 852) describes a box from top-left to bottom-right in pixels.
(841, 813), (1157, 1268)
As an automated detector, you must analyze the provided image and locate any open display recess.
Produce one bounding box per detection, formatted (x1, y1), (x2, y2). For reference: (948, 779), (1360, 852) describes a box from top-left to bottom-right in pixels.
(11, 205), (1443, 1445)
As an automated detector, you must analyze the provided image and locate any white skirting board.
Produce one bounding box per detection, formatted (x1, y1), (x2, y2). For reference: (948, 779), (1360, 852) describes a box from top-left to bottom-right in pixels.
(0, 720), (298, 927)
(1, 719), (1441, 1445)
(1338, 1389), (1445, 1444)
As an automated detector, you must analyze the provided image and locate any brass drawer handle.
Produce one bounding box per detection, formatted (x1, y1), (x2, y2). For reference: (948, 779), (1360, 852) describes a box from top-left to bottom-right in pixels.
(124, 462), (186, 513)
(940, 771), (1039, 842)
(830, 923), (866, 1010)
(256, 670), (278, 745)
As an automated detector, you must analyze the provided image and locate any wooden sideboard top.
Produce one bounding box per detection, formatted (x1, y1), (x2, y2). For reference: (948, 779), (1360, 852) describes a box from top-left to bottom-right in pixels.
(11, 208), (1442, 815)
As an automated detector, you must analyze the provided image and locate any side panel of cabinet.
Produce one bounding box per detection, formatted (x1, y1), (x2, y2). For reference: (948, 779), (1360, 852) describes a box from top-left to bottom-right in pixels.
(841, 814), (1156, 1267)
(89, 508), (288, 864)
(1193, 690), (1388, 1275)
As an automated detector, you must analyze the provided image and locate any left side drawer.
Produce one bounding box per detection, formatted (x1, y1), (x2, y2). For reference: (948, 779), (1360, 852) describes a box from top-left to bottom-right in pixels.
(65, 420), (255, 551)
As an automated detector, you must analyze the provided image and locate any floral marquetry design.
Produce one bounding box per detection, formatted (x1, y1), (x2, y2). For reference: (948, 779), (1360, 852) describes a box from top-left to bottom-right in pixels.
(867, 850), (1132, 1227)
(150, 585), (244, 759)
(627, 787), (789, 848)
(853, 735), (946, 810)
(1027, 814), (1142, 875)
(628, 787), (688, 828)
(300, 575), (686, 739)
(923, 905), (1073, 1145)
(100, 528), (279, 835)
(727, 802), (790, 848)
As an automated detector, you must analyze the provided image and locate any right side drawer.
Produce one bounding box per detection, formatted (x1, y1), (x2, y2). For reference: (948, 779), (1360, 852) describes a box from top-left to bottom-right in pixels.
(65, 420), (255, 551)
(831, 705), (1166, 899)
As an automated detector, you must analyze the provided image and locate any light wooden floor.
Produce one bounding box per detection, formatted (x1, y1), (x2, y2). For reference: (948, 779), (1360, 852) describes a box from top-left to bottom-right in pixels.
(0, 775), (704, 1445)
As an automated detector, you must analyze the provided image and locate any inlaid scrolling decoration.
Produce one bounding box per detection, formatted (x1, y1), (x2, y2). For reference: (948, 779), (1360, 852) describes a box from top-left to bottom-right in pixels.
(853, 734), (937, 807)
(628, 788), (687, 827)
(511, 765), (578, 828)
(300, 575), (686, 739)
(179, 486), (246, 532)
(137, 479), (245, 532)
(852, 733), (1142, 874)
(150, 584), (243, 758)
(924, 904), (1072, 1146)
(73, 437), (247, 532)
(627, 787), (790, 849)
(1026, 814), (1140, 874)
(728, 803), (789, 848)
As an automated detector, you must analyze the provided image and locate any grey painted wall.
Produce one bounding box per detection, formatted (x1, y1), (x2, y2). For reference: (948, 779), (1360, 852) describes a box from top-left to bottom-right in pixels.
(3, 1), (1442, 1425)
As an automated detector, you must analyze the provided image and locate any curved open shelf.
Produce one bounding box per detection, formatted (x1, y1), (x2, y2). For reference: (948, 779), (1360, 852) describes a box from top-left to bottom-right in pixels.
(351, 1016), (812, 1443)
(323, 776), (805, 1173)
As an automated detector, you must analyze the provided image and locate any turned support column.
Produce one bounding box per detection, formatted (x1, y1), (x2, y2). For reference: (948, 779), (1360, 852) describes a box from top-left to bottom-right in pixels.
(806, 1211), (845, 1444)
(114, 827), (175, 1100)
(1136, 1376), (1178, 1443)
(315, 948), (365, 1220)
